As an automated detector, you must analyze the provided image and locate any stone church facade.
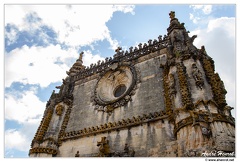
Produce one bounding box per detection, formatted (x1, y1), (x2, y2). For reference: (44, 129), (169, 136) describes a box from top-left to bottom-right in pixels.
(29, 11), (235, 157)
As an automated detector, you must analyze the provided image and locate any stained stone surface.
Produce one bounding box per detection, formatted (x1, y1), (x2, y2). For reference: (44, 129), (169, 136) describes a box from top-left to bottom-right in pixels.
(29, 11), (235, 157)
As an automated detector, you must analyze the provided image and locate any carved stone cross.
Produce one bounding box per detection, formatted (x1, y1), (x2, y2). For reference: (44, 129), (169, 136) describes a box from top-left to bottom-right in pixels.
(115, 47), (122, 53)
(97, 137), (110, 157)
(97, 137), (108, 146)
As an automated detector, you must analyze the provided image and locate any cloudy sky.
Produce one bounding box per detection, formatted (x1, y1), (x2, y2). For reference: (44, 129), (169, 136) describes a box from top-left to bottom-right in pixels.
(3, 3), (237, 158)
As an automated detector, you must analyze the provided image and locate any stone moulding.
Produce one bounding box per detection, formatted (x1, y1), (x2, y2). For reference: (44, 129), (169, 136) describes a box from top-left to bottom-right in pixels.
(174, 113), (235, 136)
(31, 107), (54, 146)
(193, 99), (218, 108)
(29, 147), (57, 156)
(200, 57), (227, 109)
(42, 137), (58, 146)
(176, 62), (193, 110)
(60, 110), (168, 141)
(72, 37), (169, 83)
(162, 66), (173, 115)
(57, 98), (73, 146)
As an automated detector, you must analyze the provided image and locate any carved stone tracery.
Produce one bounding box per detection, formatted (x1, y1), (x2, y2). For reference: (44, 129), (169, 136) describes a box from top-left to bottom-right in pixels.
(92, 62), (140, 114)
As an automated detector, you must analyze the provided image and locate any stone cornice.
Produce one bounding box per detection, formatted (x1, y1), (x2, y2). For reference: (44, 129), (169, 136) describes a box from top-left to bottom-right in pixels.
(72, 36), (169, 82)
(29, 147), (57, 156)
(60, 110), (168, 141)
(174, 113), (235, 136)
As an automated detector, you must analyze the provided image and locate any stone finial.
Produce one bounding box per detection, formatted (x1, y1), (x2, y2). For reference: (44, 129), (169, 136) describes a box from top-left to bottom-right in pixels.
(169, 11), (175, 20)
(78, 51), (84, 62)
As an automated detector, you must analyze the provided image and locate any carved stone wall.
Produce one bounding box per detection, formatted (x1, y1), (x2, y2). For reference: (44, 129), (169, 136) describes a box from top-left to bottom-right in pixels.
(58, 120), (176, 157)
(29, 11), (235, 157)
(65, 54), (166, 133)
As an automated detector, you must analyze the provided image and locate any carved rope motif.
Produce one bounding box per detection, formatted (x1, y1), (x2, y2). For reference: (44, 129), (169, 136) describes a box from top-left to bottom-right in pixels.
(201, 57), (227, 109)
(176, 62), (193, 110)
(32, 107), (54, 145)
(57, 97), (73, 146)
(162, 66), (173, 115)
(29, 147), (57, 155)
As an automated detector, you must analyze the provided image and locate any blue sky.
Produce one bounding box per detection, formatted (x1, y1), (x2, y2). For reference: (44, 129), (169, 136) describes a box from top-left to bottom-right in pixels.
(3, 3), (237, 158)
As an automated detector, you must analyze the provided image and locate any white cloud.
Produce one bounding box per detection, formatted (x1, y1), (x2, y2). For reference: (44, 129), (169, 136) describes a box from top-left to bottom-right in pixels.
(4, 5), (135, 88)
(5, 44), (107, 88)
(207, 17), (235, 38)
(5, 88), (45, 123)
(5, 44), (75, 88)
(5, 129), (29, 152)
(83, 50), (105, 67)
(5, 120), (41, 154)
(4, 88), (45, 154)
(190, 5), (212, 15)
(5, 25), (19, 46)
(113, 5), (135, 14)
(5, 5), (135, 49)
(190, 17), (236, 116)
(189, 13), (200, 24)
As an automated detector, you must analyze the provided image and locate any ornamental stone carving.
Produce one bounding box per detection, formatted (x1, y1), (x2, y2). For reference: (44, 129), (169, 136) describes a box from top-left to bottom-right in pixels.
(167, 11), (198, 58)
(92, 62), (140, 114)
(191, 63), (204, 89)
(168, 73), (176, 96)
(97, 137), (110, 157)
(55, 104), (63, 116)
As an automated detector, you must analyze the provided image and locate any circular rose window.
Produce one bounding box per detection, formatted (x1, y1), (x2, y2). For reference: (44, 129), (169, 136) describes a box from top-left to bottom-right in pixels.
(94, 65), (136, 107)
(114, 84), (127, 97)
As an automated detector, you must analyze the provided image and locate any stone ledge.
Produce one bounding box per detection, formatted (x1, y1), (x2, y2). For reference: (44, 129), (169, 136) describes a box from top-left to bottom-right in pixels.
(60, 111), (168, 141)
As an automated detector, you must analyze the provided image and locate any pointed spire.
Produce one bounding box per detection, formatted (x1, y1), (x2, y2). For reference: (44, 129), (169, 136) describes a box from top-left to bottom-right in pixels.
(66, 51), (85, 76)
(77, 51), (84, 62)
